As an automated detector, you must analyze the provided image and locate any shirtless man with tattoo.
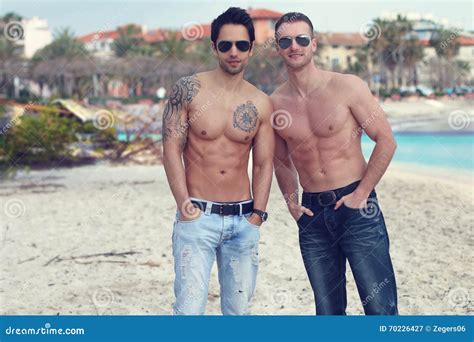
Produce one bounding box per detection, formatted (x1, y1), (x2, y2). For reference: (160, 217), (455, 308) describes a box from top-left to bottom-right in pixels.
(271, 12), (398, 315)
(162, 7), (274, 315)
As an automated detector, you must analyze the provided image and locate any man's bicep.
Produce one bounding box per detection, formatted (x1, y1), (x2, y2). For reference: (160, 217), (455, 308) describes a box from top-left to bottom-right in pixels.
(273, 131), (289, 163)
(350, 79), (390, 141)
(253, 111), (275, 165)
(162, 76), (200, 149)
(162, 99), (188, 149)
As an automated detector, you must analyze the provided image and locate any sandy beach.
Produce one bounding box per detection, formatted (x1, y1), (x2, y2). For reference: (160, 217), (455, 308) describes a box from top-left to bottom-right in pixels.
(382, 98), (474, 132)
(0, 160), (472, 315)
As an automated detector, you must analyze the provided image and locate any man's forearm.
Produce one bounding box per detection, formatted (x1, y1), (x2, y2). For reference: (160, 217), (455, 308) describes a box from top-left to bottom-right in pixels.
(252, 162), (273, 211)
(355, 136), (396, 197)
(163, 150), (189, 210)
(274, 161), (299, 207)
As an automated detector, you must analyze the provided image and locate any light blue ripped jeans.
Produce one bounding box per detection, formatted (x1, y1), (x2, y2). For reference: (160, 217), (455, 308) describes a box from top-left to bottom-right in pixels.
(172, 198), (260, 315)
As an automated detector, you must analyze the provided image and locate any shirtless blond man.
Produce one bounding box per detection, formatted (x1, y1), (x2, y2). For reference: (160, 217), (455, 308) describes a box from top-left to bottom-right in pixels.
(271, 12), (398, 315)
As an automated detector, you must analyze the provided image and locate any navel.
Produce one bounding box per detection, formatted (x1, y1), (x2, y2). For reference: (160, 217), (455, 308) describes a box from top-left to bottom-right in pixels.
(329, 125), (334, 131)
(201, 130), (207, 136)
(244, 136), (250, 141)
(220, 170), (226, 175)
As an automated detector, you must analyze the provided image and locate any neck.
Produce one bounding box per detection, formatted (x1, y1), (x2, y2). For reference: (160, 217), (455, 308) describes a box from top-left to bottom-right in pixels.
(287, 62), (321, 97)
(214, 66), (245, 91)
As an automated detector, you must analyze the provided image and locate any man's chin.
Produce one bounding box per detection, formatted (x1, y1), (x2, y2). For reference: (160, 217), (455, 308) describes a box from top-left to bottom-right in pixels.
(221, 64), (245, 75)
(285, 57), (312, 70)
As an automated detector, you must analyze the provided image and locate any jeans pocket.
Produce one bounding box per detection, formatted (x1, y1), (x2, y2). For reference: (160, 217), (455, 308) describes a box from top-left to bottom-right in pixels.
(342, 203), (362, 211)
(177, 210), (204, 224)
(296, 213), (306, 225)
(244, 215), (260, 229)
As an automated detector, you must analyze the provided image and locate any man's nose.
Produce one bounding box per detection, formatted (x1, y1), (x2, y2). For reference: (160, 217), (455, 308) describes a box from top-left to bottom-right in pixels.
(290, 39), (299, 50)
(229, 44), (239, 56)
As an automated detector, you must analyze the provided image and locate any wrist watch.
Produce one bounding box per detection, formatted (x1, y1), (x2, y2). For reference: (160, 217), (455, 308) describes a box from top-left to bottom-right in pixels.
(252, 209), (268, 222)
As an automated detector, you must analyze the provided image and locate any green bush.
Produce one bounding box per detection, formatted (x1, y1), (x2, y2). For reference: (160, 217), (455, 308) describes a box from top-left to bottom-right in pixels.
(0, 113), (120, 168)
(0, 111), (78, 165)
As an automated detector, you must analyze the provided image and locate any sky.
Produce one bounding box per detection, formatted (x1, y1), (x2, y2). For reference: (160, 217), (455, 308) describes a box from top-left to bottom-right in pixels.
(1, 0), (472, 37)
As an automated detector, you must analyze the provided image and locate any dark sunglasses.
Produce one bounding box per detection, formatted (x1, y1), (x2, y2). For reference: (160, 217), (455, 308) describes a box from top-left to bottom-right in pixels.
(277, 35), (311, 49)
(216, 40), (251, 53)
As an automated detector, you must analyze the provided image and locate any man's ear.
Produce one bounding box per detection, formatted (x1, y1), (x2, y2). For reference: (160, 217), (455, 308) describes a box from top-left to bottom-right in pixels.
(211, 41), (218, 57)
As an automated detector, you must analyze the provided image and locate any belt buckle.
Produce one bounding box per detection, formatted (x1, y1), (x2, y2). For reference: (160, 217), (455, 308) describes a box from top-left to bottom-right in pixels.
(219, 204), (224, 215)
(317, 191), (337, 206)
(204, 201), (212, 215)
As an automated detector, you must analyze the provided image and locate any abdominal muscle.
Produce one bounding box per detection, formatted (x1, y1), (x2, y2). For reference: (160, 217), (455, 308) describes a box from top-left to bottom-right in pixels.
(183, 137), (252, 202)
(290, 138), (368, 192)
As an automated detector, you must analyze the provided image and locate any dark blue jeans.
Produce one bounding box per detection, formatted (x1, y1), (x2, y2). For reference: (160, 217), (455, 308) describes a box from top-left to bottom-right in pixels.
(297, 180), (398, 315)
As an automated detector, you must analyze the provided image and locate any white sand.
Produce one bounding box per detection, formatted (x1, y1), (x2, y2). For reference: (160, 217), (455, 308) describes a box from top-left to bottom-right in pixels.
(382, 98), (474, 132)
(0, 162), (472, 315)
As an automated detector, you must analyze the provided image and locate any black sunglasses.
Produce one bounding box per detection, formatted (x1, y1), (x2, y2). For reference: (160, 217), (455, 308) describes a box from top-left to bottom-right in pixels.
(277, 35), (311, 49)
(217, 40), (251, 53)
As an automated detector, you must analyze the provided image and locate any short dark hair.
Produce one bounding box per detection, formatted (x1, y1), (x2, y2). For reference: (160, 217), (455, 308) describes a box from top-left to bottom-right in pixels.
(211, 7), (255, 43)
(274, 12), (314, 39)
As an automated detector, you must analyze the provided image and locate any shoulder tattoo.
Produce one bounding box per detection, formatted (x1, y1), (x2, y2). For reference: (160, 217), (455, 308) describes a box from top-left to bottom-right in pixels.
(162, 76), (201, 145)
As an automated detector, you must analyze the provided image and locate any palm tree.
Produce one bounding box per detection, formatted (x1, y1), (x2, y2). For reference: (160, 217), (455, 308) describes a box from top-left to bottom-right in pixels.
(156, 33), (189, 60)
(348, 45), (372, 83)
(0, 12), (26, 98)
(392, 16), (412, 87)
(31, 28), (92, 98)
(429, 28), (461, 89)
(32, 27), (87, 61)
(112, 24), (144, 57)
(402, 36), (424, 86)
(368, 16), (424, 89)
(367, 19), (391, 87)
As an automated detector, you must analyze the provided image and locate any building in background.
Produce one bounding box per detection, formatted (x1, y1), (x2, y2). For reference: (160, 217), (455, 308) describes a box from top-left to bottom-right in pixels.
(316, 32), (367, 71)
(79, 8), (284, 58)
(247, 8), (283, 44)
(18, 17), (53, 58)
(79, 29), (120, 59)
(76, 8), (473, 94)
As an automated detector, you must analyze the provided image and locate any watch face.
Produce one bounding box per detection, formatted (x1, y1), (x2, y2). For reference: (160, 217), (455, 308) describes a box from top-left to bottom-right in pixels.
(262, 212), (268, 221)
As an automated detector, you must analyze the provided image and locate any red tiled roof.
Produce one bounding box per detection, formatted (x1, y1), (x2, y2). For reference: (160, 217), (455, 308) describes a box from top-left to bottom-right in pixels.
(458, 35), (474, 46)
(418, 36), (474, 47)
(142, 29), (167, 43)
(201, 24), (211, 38)
(79, 9), (283, 44)
(79, 30), (120, 43)
(248, 8), (283, 19)
(79, 24), (143, 43)
(174, 24), (211, 40)
(80, 27), (166, 44)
